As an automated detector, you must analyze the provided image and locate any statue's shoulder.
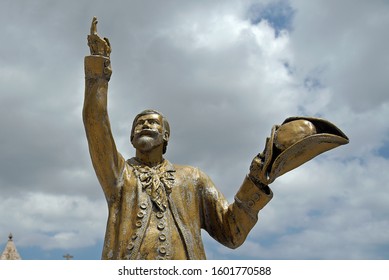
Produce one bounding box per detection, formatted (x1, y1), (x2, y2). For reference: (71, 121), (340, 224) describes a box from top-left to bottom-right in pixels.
(173, 163), (209, 181)
(173, 163), (199, 173)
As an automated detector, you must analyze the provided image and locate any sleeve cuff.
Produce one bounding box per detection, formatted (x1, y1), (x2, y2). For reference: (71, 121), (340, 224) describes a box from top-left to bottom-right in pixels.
(234, 175), (273, 213)
(84, 55), (111, 80)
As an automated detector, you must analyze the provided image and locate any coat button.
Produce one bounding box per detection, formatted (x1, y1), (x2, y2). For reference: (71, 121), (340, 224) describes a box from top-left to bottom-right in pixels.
(156, 212), (164, 219)
(137, 211), (145, 218)
(158, 246), (167, 255)
(157, 222), (165, 230)
(136, 221), (142, 228)
(159, 234), (166, 241)
(127, 242), (134, 251)
(252, 193), (260, 202)
(247, 200), (255, 208)
(131, 234), (138, 240)
(140, 203), (147, 210)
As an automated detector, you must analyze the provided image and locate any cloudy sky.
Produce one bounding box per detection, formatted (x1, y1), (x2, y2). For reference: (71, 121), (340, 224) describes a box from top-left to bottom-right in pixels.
(1, 0), (388, 260)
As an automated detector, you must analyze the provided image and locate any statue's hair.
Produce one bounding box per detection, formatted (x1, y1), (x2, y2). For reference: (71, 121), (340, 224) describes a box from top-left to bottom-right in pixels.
(130, 109), (170, 154)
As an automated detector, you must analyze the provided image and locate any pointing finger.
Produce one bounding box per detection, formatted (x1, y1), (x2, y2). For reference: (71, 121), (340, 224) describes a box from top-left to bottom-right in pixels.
(90, 16), (98, 35)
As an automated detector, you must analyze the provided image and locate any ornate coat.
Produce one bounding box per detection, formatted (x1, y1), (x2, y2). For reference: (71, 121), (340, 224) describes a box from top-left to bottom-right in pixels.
(83, 55), (273, 259)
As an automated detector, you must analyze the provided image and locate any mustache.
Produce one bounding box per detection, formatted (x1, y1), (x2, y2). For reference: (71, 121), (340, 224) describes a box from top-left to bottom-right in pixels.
(135, 128), (159, 136)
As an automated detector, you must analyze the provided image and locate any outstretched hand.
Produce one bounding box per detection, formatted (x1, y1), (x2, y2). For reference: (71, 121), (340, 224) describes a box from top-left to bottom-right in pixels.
(249, 152), (268, 185)
(87, 16), (111, 57)
(249, 136), (273, 186)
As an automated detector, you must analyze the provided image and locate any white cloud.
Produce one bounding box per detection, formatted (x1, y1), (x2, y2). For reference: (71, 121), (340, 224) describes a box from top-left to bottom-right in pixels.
(290, 0), (389, 112)
(0, 192), (106, 250)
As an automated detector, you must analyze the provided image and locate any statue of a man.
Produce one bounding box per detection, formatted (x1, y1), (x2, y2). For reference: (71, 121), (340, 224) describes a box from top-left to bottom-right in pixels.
(83, 17), (348, 260)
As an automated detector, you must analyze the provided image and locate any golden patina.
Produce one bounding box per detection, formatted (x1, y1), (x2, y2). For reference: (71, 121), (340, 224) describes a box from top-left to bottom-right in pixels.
(83, 17), (348, 260)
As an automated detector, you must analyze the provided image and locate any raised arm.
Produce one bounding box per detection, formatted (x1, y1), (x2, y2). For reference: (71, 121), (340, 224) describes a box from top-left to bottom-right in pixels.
(83, 17), (125, 200)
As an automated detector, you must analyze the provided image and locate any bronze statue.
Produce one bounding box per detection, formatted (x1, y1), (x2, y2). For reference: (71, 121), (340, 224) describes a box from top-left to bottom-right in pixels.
(83, 17), (349, 260)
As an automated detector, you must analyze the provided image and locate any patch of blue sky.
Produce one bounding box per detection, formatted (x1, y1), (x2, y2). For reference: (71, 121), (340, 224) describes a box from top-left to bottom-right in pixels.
(247, 0), (295, 37)
(17, 246), (64, 260)
(369, 244), (389, 259)
(16, 243), (102, 260)
(259, 226), (305, 248)
(304, 76), (324, 92)
(377, 140), (389, 159)
(283, 61), (295, 75)
(307, 209), (323, 218)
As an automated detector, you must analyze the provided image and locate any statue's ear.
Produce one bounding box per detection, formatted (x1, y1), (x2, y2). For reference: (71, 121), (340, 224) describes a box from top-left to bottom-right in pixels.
(163, 131), (170, 142)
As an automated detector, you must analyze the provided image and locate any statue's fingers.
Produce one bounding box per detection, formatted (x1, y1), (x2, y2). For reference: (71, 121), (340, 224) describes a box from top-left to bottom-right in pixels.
(90, 16), (98, 35)
(104, 37), (110, 47)
(103, 37), (111, 56)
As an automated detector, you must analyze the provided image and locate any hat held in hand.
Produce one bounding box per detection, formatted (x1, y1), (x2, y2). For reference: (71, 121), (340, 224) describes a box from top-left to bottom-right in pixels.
(262, 117), (349, 184)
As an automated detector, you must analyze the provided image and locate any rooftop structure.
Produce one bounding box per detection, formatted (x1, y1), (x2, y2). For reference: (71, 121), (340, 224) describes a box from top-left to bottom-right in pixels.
(0, 233), (22, 260)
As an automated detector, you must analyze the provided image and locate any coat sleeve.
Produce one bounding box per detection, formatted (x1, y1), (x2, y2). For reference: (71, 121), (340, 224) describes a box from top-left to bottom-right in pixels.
(82, 55), (126, 202)
(199, 170), (273, 249)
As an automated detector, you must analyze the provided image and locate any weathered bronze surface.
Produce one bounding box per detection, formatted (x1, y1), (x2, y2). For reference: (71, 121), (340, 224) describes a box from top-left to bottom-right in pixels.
(83, 17), (348, 260)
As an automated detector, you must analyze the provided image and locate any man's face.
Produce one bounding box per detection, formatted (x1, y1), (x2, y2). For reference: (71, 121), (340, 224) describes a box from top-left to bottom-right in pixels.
(131, 114), (167, 152)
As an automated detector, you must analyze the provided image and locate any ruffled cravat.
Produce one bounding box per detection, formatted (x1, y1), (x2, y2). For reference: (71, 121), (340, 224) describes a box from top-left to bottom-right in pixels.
(129, 159), (175, 212)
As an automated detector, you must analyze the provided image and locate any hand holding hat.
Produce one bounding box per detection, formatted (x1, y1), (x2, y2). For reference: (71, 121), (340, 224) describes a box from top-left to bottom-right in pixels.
(249, 117), (349, 185)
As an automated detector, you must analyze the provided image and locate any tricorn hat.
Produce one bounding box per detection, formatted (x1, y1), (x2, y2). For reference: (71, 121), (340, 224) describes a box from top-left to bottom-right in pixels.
(262, 117), (349, 184)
